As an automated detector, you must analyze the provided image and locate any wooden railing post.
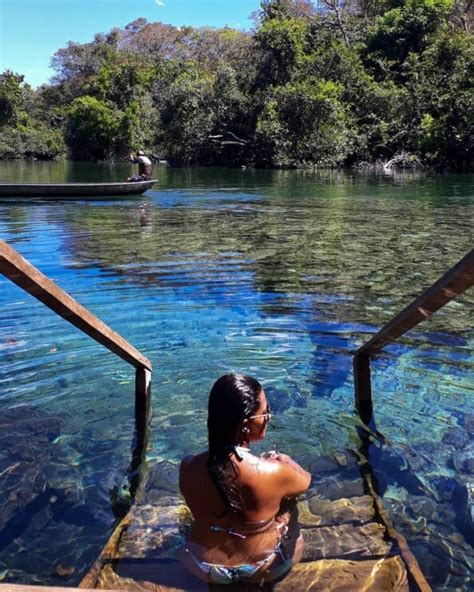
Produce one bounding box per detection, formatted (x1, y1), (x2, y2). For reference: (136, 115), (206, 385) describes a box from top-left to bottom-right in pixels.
(353, 248), (474, 426)
(353, 353), (372, 425)
(116, 367), (153, 508)
(1, 238), (153, 511)
(135, 367), (152, 450)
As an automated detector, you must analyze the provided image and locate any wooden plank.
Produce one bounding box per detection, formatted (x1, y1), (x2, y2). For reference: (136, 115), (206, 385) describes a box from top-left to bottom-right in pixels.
(273, 557), (409, 591)
(356, 249), (474, 355)
(363, 471), (432, 592)
(0, 239), (152, 371)
(79, 515), (132, 589)
(0, 586), (121, 592)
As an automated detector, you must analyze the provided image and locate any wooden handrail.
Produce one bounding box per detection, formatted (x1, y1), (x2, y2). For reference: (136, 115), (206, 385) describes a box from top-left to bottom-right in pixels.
(354, 248), (474, 424)
(0, 239), (152, 371)
(0, 238), (152, 510)
(356, 248), (474, 355)
(352, 251), (473, 591)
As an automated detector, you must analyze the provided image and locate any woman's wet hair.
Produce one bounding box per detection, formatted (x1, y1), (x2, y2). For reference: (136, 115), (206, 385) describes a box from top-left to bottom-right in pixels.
(207, 373), (262, 517)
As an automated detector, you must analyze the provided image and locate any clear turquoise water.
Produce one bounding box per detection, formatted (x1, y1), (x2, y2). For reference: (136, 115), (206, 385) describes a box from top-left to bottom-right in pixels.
(0, 162), (472, 589)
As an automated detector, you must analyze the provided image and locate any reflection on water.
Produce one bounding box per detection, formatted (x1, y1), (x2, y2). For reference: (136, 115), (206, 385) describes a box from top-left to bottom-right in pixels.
(0, 162), (472, 589)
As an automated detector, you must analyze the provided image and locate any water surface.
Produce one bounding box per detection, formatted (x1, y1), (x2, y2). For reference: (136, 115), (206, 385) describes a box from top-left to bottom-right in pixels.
(0, 162), (472, 589)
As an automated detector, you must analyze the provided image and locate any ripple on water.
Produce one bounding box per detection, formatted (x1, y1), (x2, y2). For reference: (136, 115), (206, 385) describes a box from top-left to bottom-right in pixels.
(0, 165), (472, 587)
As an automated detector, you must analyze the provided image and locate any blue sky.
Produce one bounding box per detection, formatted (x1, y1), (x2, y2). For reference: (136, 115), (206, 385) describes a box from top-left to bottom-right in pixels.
(0, 0), (260, 88)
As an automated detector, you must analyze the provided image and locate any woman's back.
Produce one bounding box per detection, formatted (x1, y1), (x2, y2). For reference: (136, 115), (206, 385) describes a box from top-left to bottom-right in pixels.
(178, 374), (311, 584)
(180, 448), (288, 525)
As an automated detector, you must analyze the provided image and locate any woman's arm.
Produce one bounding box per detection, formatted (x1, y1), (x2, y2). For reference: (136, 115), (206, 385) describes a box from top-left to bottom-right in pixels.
(265, 452), (311, 498)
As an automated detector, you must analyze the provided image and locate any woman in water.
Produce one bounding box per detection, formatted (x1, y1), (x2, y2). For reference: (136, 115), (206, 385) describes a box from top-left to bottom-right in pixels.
(179, 373), (311, 585)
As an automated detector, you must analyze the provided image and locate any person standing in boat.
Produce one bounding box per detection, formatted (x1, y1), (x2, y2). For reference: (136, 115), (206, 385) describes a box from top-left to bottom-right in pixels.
(179, 373), (311, 585)
(127, 150), (152, 182)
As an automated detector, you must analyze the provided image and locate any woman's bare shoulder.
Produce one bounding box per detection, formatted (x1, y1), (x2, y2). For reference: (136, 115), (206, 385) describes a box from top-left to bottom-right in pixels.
(239, 451), (281, 478)
(179, 451), (209, 492)
(180, 451), (208, 470)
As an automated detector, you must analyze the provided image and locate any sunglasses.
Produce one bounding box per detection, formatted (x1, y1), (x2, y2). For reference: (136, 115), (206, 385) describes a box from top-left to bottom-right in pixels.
(249, 403), (272, 421)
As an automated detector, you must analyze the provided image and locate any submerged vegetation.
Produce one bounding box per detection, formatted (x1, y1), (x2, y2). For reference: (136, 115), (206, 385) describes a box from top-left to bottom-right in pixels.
(0, 0), (472, 169)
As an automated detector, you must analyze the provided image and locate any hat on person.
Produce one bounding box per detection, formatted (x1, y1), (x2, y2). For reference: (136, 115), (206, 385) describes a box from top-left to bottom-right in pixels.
(137, 150), (145, 156)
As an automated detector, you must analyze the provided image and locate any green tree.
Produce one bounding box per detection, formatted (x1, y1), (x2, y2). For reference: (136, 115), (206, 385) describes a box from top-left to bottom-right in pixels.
(258, 0), (315, 21)
(160, 70), (216, 165)
(67, 96), (122, 159)
(364, 0), (453, 79)
(1, 7), (471, 169)
(255, 79), (354, 166)
(411, 32), (473, 168)
(0, 71), (66, 159)
(256, 17), (310, 84)
(0, 71), (29, 127)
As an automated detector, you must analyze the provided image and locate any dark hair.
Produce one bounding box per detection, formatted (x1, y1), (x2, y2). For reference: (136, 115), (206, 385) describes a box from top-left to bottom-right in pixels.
(207, 373), (262, 517)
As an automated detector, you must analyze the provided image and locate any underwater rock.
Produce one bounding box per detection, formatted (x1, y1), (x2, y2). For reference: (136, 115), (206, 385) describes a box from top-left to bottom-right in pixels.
(333, 452), (348, 467)
(265, 386), (293, 414)
(442, 428), (470, 450)
(4, 438), (50, 464)
(463, 414), (474, 432)
(431, 476), (465, 503)
(308, 450), (360, 478)
(451, 453), (474, 474)
(0, 406), (69, 541)
(384, 491), (474, 590)
(56, 377), (69, 389)
(370, 446), (427, 496)
(0, 459), (47, 531)
(305, 494), (375, 527)
(309, 454), (341, 474)
(97, 560), (206, 591)
(46, 467), (84, 505)
(0, 407), (61, 442)
(143, 461), (180, 496)
(401, 442), (439, 473)
(312, 476), (365, 501)
(296, 500), (322, 527)
(408, 540), (472, 591)
(452, 479), (474, 542)
(408, 495), (456, 526)
(55, 564), (75, 577)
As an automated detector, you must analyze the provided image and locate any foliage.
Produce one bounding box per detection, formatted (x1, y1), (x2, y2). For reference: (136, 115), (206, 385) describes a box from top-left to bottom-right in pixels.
(0, 71), (29, 127)
(409, 32), (473, 168)
(0, 3), (471, 169)
(256, 17), (309, 84)
(160, 70), (216, 165)
(363, 0), (453, 78)
(255, 80), (354, 166)
(0, 124), (66, 160)
(67, 96), (123, 160)
(0, 71), (66, 159)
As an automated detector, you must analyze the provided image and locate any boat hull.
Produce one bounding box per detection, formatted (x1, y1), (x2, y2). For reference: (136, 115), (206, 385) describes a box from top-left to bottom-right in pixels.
(0, 180), (157, 198)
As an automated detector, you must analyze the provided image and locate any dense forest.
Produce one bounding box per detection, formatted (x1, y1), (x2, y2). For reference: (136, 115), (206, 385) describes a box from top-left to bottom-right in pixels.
(0, 0), (472, 169)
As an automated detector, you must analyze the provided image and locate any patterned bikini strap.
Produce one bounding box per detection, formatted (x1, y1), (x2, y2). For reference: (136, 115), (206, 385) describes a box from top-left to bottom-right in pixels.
(210, 525), (247, 539)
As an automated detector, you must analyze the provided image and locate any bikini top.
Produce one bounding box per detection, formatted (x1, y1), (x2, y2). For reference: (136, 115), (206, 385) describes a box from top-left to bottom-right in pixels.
(233, 445), (252, 459)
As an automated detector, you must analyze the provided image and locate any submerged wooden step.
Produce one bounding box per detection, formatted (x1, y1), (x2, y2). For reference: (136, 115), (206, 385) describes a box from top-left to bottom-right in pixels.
(80, 461), (429, 591)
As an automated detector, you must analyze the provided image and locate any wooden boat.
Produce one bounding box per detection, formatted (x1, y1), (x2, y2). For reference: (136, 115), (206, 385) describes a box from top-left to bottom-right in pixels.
(0, 180), (157, 198)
